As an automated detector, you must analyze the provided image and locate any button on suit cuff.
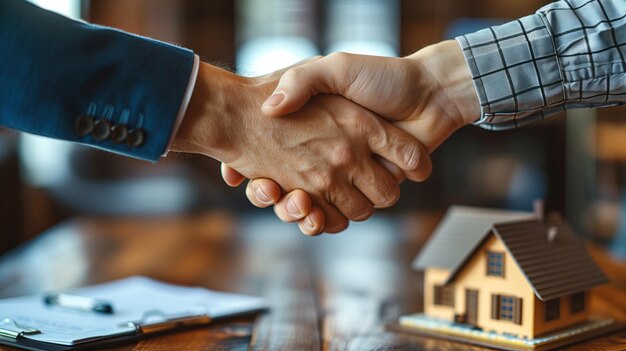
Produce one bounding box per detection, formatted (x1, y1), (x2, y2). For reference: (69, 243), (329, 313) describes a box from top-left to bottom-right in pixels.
(163, 54), (200, 157)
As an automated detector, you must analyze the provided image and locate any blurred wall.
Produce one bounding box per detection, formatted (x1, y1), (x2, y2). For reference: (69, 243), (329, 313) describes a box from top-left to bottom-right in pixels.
(0, 132), (23, 253)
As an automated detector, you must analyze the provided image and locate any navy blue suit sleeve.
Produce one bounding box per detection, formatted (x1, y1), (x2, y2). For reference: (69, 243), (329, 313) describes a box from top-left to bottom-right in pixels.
(0, 0), (195, 161)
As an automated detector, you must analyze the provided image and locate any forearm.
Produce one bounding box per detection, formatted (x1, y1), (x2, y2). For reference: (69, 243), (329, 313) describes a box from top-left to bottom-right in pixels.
(405, 41), (481, 127)
(457, 0), (626, 130)
(170, 62), (250, 162)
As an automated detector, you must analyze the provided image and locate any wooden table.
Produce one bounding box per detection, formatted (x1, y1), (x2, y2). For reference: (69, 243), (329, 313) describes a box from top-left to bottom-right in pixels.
(1, 211), (626, 350)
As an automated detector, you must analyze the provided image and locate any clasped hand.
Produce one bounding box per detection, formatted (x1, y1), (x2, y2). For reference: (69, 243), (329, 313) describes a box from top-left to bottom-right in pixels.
(175, 40), (479, 235)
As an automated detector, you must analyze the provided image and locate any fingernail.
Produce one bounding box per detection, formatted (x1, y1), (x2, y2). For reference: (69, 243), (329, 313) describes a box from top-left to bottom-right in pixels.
(404, 145), (420, 170)
(255, 186), (271, 203)
(287, 196), (301, 216)
(305, 216), (315, 229)
(262, 92), (285, 107)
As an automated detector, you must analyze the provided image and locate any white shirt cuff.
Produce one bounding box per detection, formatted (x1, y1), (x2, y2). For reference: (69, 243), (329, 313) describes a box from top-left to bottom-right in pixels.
(162, 54), (200, 156)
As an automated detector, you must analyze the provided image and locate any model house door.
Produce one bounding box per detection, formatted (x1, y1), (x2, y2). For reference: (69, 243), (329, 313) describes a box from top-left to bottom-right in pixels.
(466, 289), (479, 326)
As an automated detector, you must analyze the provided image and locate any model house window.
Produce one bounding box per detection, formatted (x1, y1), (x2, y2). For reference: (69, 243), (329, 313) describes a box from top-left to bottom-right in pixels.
(434, 285), (455, 307)
(570, 292), (586, 314)
(545, 298), (560, 321)
(491, 294), (522, 324)
(486, 251), (504, 277)
(499, 296), (514, 321)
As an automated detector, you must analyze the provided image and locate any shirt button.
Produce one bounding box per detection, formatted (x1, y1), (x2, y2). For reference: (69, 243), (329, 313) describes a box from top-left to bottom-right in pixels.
(92, 119), (111, 141)
(127, 128), (146, 148)
(110, 124), (128, 144)
(75, 115), (94, 136)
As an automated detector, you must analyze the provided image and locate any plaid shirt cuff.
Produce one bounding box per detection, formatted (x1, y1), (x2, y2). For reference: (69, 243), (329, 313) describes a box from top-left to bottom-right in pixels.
(456, 13), (565, 130)
(457, 0), (626, 131)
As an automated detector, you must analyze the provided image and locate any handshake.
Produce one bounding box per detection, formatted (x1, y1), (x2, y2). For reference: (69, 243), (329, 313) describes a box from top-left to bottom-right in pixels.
(171, 40), (480, 235)
(5, 0), (617, 233)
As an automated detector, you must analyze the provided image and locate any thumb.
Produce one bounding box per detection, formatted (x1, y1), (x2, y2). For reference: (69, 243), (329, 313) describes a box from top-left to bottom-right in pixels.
(261, 57), (338, 118)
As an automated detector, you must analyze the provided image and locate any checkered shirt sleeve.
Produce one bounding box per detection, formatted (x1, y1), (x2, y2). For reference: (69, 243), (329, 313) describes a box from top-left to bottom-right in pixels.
(456, 0), (626, 130)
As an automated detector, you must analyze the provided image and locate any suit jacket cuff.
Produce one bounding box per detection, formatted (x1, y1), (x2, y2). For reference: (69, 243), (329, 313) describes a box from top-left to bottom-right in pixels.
(162, 54), (200, 157)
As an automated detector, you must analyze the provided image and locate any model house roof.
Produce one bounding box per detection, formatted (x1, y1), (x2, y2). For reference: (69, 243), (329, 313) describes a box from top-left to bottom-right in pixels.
(444, 219), (608, 301)
(412, 206), (535, 270)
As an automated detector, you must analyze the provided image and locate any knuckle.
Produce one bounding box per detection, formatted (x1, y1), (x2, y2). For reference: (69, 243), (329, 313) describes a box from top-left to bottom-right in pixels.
(346, 109), (369, 129)
(377, 181), (401, 208)
(385, 128), (403, 150)
(330, 142), (355, 167)
(284, 65), (307, 82)
(341, 195), (373, 221)
(365, 120), (390, 148)
(328, 51), (351, 66)
(369, 130), (389, 151)
(325, 52), (356, 95)
(310, 168), (332, 190)
(352, 202), (374, 222)
(361, 170), (378, 191)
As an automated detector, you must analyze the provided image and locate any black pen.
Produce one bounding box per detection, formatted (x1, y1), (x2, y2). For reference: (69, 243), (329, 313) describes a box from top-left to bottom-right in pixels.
(43, 293), (114, 314)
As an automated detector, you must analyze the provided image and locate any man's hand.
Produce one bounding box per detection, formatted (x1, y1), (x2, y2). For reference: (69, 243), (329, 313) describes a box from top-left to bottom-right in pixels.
(230, 40), (480, 231)
(171, 61), (431, 235)
(262, 40), (480, 151)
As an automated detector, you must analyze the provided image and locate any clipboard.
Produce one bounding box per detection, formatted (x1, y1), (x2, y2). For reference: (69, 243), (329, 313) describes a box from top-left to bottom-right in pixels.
(0, 276), (268, 351)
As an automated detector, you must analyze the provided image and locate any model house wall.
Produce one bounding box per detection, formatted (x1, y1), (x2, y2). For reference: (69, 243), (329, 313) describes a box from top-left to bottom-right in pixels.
(423, 267), (455, 321)
(533, 293), (591, 336)
(450, 234), (535, 338)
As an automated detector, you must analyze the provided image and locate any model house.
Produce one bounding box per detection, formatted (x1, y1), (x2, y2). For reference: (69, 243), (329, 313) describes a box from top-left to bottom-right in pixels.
(413, 205), (608, 339)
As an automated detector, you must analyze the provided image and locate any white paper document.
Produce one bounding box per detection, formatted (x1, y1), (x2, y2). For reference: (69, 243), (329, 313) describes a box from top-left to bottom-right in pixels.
(0, 276), (267, 346)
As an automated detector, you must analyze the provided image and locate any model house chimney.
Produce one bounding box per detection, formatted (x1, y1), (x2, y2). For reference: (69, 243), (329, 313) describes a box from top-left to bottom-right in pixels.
(533, 199), (545, 222)
(547, 226), (558, 243)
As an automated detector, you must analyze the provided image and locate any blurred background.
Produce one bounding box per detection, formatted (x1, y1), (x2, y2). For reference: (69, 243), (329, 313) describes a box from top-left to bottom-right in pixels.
(1, 0), (625, 257)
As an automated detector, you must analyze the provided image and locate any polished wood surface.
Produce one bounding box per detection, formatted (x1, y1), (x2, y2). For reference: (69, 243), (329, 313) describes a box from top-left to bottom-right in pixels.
(1, 212), (625, 350)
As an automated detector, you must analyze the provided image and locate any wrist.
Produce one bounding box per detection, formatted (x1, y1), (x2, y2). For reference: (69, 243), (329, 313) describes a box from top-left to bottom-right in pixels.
(171, 62), (247, 162)
(407, 40), (480, 126)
